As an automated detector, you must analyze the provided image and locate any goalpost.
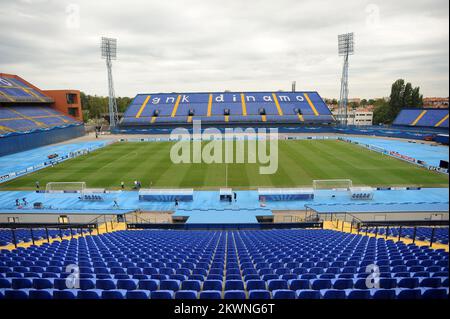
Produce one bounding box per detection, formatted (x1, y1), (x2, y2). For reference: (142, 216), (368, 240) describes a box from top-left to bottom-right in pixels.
(45, 182), (86, 198)
(312, 179), (353, 191)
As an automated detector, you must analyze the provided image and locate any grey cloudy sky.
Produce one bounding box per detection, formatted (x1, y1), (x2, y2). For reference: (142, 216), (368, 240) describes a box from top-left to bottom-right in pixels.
(0, 0), (448, 99)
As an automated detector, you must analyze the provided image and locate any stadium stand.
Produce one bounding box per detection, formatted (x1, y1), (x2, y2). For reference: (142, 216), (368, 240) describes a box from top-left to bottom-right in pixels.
(0, 229), (448, 299)
(120, 92), (335, 127)
(0, 106), (76, 135)
(393, 108), (449, 128)
(0, 73), (85, 155)
(0, 76), (51, 103)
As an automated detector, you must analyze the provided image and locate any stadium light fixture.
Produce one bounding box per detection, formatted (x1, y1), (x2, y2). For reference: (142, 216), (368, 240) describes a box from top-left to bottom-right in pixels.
(337, 32), (354, 126)
(101, 37), (119, 128)
(338, 33), (354, 56)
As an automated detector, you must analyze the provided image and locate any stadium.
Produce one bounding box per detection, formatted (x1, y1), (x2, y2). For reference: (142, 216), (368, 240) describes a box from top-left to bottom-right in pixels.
(0, 1), (449, 307)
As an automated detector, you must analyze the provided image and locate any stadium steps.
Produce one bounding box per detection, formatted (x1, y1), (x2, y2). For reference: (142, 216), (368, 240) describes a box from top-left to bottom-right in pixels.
(435, 114), (449, 127)
(22, 87), (46, 103)
(0, 90), (15, 102)
(303, 93), (319, 116)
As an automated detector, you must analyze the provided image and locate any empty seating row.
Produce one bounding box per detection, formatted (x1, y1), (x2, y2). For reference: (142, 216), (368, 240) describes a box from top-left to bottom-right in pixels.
(1, 287), (448, 299)
(1, 276), (448, 291)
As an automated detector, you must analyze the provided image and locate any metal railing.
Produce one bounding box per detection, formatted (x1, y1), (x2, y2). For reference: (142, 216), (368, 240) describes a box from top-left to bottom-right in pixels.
(0, 222), (98, 248)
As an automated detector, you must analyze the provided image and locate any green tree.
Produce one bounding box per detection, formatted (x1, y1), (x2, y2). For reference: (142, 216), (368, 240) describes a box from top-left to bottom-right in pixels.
(403, 82), (413, 108)
(411, 87), (423, 107)
(378, 79), (424, 124)
(372, 99), (391, 125)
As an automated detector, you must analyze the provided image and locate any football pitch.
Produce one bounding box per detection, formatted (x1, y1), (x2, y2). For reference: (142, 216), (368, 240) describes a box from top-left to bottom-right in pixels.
(0, 140), (447, 190)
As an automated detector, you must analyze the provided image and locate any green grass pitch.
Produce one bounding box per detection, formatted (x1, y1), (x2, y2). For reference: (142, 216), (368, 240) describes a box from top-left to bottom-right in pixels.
(0, 140), (447, 190)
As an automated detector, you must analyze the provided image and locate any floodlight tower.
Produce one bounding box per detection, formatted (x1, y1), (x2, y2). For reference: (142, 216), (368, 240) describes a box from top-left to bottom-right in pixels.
(337, 33), (354, 126)
(101, 37), (119, 129)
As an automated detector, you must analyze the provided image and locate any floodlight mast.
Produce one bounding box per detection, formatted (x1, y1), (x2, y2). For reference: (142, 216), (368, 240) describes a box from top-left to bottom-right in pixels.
(337, 33), (354, 126)
(101, 37), (119, 129)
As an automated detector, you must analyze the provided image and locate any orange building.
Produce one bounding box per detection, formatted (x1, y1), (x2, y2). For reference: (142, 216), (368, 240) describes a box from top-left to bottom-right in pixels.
(0, 73), (83, 122)
(43, 90), (83, 121)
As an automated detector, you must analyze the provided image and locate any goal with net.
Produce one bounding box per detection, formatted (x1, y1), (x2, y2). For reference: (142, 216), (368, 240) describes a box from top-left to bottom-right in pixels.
(312, 179), (352, 191)
(45, 182), (86, 197)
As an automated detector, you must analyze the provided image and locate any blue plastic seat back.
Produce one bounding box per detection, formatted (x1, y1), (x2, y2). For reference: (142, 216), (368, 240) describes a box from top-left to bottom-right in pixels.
(151, 290), (174, 299)
(248, 290), (271, 300)
(199, 291), (222, 300)
(175, 290), (198, 299)
(224, 290), (246, 299)
(273, 289), (296, 299)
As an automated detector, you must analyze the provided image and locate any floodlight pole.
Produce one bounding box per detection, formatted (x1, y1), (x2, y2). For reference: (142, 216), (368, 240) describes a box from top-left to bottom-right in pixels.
(106, 58), (119, 128)
(337, 33), (354, 126)
(338, 53), (350, 126)
(101, 37), (119, 129)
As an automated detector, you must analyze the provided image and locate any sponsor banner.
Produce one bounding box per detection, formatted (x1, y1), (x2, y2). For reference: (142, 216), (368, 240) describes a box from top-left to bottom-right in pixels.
(389, 151), (417, 163)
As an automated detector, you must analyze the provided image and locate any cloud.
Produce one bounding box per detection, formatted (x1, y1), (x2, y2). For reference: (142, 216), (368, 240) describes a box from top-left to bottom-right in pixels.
(0, 0), (448, 98)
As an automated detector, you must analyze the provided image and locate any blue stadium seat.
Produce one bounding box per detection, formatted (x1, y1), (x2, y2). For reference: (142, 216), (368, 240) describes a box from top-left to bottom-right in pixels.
(243, 280), (264, 291)
(77, 289), (102, 299)
(397, 278), (419, 289)
(29, 289), (53, 300)
(273, 289), (296, 299)
(151, 290), (174, 299)
(181, 280), (202, 292)
(138, 279), (159, 291)
(102, 290), (127, 299)
(225, 280), (245, 291)
(5, 289), (29, 299)
(395, 289), (422, 299)
(332, 279), (353, 290)
(371, 289), (396, 299)
(421, 288), (448, 299)
(160, 280), (181, 291)
(288, 279), (310, 290)
(126, 290), (151, 299)
(224, 290), (247, 299)
(321, 289), (346, 299)
(11, 278), (33, 289)
(117, 279), (138, 290)
(0, 278), (11, 288)
(199, 291), (222, 299)
(267, 279), (288, 291)
(96, 279), (117, 290)
(53, 289), (77, 299)
(296, 290), (320, 299)
(203, 280), (223, 291)
(248, 290), (271, 300)
(311, 279), (332, 290)
(419, 277), (442, 288)
(175, 290), (198, 299)
(380, 278), (397, 289)
(345, 289), (371, 299)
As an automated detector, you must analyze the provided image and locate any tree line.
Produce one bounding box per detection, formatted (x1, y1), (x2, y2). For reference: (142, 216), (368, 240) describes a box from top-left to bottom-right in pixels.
(80, 92), (132, 123)
(373, 79), (423, 125)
